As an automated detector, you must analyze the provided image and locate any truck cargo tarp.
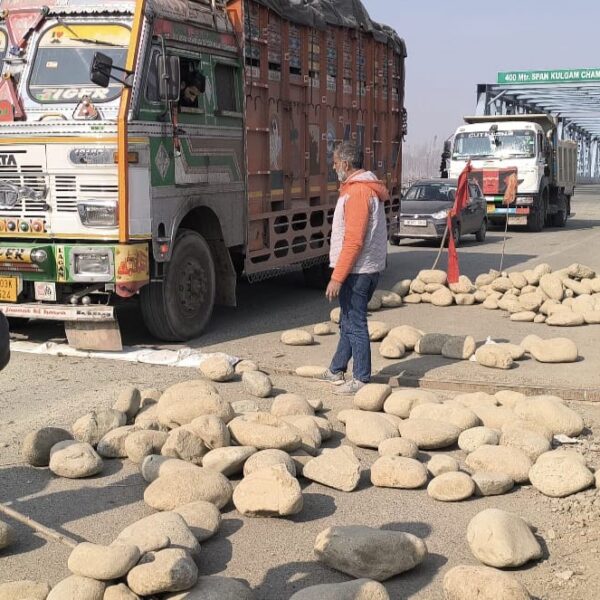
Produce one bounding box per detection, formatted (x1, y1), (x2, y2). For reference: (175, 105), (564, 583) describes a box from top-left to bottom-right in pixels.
(249, 0), (406, 55)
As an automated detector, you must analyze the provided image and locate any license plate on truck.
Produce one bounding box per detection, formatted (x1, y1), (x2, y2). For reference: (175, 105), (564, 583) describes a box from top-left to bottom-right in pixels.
(403, 219), (427, 227)
(508, 216), (528, 225)
(0, 277), (17, 302)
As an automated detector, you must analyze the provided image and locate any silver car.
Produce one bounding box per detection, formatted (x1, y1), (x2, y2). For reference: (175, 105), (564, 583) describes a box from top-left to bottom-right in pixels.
(391, 179), (487, 246)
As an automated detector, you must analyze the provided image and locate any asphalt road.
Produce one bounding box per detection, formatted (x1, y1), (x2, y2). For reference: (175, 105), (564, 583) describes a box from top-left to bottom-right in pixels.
(2, 186), (600, 599)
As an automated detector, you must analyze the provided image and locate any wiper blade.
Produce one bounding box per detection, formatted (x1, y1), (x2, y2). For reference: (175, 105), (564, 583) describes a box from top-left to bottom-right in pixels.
(56, 18), (122, 48)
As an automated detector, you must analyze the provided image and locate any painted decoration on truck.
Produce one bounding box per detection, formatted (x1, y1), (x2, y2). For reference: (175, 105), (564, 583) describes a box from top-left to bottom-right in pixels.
(115, 244), (149, 297)
(470, 167), (519, 196)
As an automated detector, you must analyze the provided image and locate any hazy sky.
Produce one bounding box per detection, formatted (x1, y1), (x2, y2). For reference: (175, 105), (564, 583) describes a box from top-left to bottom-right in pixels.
(362, 0), (600, 147)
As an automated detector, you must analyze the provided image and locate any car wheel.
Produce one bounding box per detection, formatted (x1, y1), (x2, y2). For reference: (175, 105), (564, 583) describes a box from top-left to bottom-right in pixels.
(446, 222), (461, 248)
(389, 236), (401, 246)
(475, 219), (487, 242)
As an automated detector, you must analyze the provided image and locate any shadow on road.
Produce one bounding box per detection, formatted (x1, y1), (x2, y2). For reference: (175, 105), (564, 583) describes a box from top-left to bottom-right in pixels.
(0, 462), (144, 557)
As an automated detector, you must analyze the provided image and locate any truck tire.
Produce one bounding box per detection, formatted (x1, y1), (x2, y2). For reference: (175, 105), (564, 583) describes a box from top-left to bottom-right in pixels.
(527, 192), (546, 232)
(303, 262), (331, 289)
(0, 312), (9, 371)
(550, 193), (568, 228)
(141, 230), (216, 342)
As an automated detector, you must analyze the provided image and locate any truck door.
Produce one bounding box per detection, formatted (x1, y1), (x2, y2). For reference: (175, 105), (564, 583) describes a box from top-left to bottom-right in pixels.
(173, 54), (244, 188)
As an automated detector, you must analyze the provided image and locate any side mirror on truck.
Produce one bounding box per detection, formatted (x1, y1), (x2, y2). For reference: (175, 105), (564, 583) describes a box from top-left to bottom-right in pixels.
(90, 52), (113, 88)
(159, 55), (181, 102)
(90, 52), (134, 88)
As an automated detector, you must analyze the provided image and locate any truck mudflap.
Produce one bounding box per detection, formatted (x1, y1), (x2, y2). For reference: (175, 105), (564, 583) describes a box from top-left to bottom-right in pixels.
(0, 303), (122, 351)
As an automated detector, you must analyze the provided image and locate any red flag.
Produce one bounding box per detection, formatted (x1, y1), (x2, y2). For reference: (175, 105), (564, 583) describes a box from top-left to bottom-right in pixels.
(447, 161), (472, 284)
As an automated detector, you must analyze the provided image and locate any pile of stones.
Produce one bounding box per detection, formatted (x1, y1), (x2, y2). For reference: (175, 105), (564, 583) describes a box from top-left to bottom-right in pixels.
(5, 357), (597, 599)
(385, 263), (600, 328)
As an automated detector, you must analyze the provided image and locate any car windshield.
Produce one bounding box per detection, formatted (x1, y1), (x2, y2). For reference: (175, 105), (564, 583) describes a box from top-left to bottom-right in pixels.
(404, 183), (457, 202)
(453, 130), (536, 159)
(29, 23), (130, 104)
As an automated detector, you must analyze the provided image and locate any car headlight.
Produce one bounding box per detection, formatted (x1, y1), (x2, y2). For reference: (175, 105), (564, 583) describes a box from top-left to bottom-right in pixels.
(431, 209), (449, 219)
(78, 199), (118, 227)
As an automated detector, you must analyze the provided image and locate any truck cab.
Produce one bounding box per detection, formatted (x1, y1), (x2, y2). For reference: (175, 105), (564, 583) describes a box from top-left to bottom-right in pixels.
(448, 115), (576, 232)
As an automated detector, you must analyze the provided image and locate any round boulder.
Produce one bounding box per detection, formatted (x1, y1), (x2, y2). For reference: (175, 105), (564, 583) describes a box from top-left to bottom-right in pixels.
(172, 501), (221, 542)
(458, 427), (500, 453)
(232, 464), (303, 517)
(49, 441), (103, 479)
(125, 430), (168, 464)
(398, 419), (460, 450)
(47, 576), (105, 600)
(427, 472), (475, 502)
(281, 329), (314, 346)
(314, 525), (427, 581)
(289, 579), (389, 600)
(242, 371), (273, 398)
(409, 402), (480, 432)
(68, 542), (140, 580)
(378, 437), (419, 459)
(72, 409), (126, 447)
(472, 471), (515, 497)
(127, 549), (198, 596)
(353, 383), (392, 412)
(21, 427), (73, 467)
(371, 456), (428, 489)
(513, 395), (584, 436)
(202, 446), (257, 476)
(427, 454), (459, 477)
(443, 565), (531, 600)
(271, 394), (314, 417)
(228, 413), (301, 451)
(345, 411), (399, 449)
(529, 453), (594, 497)
(465, 445), (532, 484)
(157, 381), (233, 428)
(198, 356), (235, 382)
(466, 508), (542, 568)
(243, 449), (296, 478)
(144, 468), (233, 510)
(383, 389), (440, 418)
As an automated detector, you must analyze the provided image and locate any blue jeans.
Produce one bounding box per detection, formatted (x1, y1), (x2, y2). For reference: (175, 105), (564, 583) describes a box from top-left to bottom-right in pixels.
(330, 272), (380, 383)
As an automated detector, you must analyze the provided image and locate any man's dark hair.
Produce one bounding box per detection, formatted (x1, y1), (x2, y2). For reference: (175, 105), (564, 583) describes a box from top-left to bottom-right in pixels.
(334, 141), (364, 170)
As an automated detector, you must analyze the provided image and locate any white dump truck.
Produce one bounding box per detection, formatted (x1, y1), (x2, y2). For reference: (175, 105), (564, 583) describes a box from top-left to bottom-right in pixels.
(447, 115), (577, 231)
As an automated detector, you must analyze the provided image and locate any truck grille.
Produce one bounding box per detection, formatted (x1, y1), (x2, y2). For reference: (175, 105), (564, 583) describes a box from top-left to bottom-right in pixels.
(0, 164), (46, 217)
(52, 175), (119, 213)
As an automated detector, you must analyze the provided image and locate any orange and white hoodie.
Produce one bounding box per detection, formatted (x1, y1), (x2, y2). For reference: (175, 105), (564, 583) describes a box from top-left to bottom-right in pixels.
(329, 170), (390, 283)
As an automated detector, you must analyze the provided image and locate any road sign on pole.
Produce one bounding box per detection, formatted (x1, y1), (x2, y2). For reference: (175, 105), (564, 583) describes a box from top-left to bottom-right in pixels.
(498, 69), (600, 85)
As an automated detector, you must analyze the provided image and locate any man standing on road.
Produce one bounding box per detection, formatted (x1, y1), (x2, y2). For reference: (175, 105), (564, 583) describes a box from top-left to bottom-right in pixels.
(319, 141), (390, 395)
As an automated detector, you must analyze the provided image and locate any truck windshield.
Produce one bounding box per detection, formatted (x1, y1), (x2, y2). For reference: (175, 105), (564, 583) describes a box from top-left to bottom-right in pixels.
(453, 130), (536, 159)
(0, 30), (6, 71)
(29, 23), (130, 104)
(405, 183), (456, 202)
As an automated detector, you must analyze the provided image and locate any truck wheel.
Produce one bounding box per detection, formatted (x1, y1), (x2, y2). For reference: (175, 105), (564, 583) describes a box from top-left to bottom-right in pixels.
(141, 230), (216, 342)
(303, 262), (331, 289)
(527, 195), (546, 232)
(550, 194), (568, 228)
(475, 219), (487, 242)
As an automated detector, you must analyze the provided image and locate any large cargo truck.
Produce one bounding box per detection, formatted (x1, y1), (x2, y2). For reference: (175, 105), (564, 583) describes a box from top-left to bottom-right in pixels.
(448, 115), (577, 232)
(0, 0), (405, 349)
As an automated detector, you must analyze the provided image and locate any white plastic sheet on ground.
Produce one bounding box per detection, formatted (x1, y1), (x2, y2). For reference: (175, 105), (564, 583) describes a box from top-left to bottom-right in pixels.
(10, 340), (239, 369)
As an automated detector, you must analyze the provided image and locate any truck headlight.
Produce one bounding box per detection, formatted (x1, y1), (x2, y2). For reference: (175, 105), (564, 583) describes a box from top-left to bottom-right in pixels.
(70, 247), (114, 282)
(431, 209), (449, 219)
(77, 199), (118, 227)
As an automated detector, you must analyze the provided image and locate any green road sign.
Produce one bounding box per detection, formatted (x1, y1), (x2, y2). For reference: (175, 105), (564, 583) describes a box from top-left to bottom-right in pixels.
(498, 69), (600, 85)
